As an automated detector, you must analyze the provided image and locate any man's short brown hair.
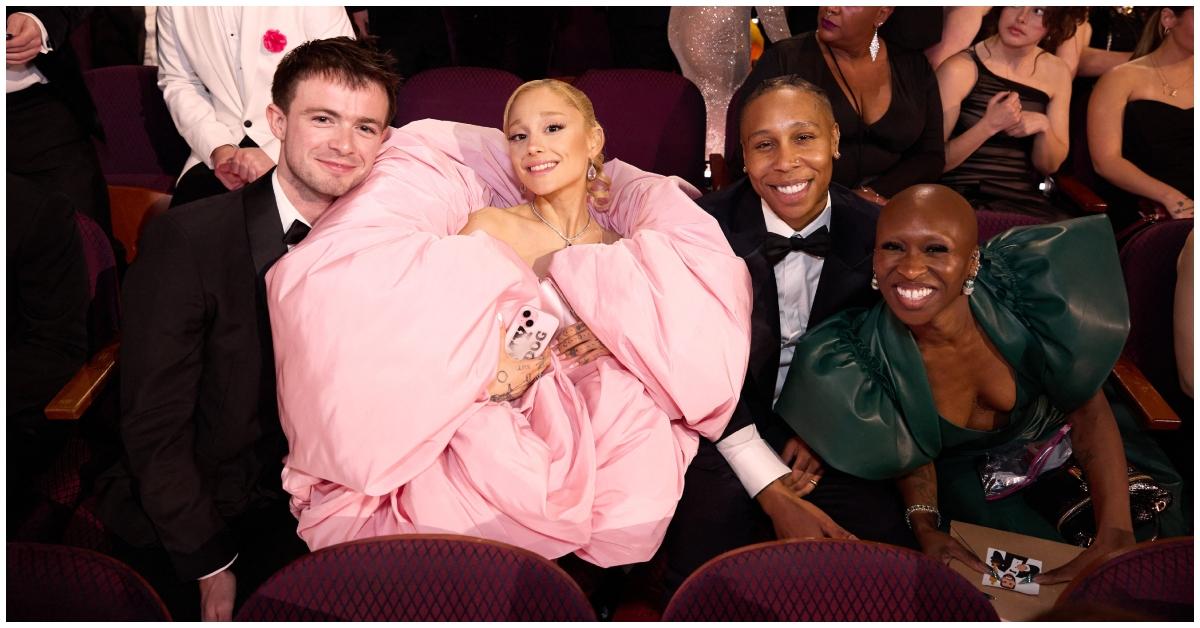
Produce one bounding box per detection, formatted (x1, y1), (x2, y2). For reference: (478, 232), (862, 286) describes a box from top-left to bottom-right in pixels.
(271, 36), (401, 124)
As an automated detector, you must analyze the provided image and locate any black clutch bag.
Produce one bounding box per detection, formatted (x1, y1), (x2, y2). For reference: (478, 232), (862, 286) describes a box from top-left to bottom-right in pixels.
(1025, 460), (1173, 547)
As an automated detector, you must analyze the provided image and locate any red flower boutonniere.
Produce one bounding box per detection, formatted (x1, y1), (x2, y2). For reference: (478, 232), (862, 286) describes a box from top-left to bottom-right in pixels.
(263, 29), (287, 53)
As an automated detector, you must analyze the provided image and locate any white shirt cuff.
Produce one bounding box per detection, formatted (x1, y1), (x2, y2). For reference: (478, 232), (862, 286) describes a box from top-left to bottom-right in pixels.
(16, 13), (52, 53)
(198, 554), (237, 580)
(715, 424), (791, 497)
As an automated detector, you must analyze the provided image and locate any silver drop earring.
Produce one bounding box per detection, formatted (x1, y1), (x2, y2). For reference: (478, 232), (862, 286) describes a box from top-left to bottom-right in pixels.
(869, 26), (881, 62)
(586, 162), (597, 182)
(870, 274), (879, 290)
(962, 250), (980, 295)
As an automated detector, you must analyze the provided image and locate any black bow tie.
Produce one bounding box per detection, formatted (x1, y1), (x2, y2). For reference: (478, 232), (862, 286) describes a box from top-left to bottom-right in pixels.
(762, 226), (832, 266)
(283, 220), (311, 246)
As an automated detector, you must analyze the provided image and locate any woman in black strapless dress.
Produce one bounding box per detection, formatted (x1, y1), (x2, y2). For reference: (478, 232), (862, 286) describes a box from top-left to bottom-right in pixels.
(1088, 7), (1193, 224)
(935, 7), (1086, 219)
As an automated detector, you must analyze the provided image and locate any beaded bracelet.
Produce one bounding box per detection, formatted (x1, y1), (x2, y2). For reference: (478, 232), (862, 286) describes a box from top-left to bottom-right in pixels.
(904, 504), (941, 530)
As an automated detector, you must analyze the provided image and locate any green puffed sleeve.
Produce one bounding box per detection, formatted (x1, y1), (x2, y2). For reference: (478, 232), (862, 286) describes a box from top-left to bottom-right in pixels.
(775, 306), (943, 481)
(972, 215), (1129, 412)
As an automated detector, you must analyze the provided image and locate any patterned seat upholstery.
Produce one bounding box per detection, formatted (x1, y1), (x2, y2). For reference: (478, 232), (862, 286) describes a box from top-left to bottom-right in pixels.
(393, 66), (524, 129)
(662, 539), (999, 621)
(6, 542), (170, 621)
(572, 69), (708, 188)
(82, 65), (190, 193)
(1058, 537), (1193, 621)
(235, 534), (596, 621)
(975, 209), (1046, 242)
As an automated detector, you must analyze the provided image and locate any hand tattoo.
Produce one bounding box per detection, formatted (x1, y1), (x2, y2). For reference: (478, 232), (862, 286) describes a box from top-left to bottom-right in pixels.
(490, 383), (517, 403)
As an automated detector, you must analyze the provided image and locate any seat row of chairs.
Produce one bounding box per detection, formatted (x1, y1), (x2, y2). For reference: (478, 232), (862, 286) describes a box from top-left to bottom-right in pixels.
(83, 64), (709, 195)
(8, 535), (1193, 621)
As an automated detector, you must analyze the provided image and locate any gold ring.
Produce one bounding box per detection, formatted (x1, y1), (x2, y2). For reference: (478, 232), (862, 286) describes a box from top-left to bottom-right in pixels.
(808, 478), (820, 487)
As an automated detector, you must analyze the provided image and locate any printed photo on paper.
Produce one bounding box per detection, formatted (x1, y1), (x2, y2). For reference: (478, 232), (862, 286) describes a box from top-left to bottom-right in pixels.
(981, 547), (1041, 596)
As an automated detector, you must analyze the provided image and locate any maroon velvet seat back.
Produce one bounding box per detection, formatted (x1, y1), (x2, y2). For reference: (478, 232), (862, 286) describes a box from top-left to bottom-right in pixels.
(74, 213), (120, 350)
(1059, 537), (1193, 621)
(1119, 219), (1194, 412)
(83, 65), (190, 193)
(975, 210), (1046, 243)
(7, 542), (170, 621)
(572, 69), (707, 189)
(663, 540), (999, 621)
(236, 534), (596, 621)
(393, 67), (523, 129)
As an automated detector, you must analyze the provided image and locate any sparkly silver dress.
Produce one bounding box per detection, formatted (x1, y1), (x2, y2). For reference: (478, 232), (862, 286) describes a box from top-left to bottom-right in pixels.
(668, 6), (791, 157)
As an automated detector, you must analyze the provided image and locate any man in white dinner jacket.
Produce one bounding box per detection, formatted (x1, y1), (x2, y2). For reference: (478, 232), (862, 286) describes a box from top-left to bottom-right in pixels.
(156, 6), (354, 207)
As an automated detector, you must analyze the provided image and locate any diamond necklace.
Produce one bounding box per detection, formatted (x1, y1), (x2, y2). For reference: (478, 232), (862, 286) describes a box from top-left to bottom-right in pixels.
(528, 201), (591, 246)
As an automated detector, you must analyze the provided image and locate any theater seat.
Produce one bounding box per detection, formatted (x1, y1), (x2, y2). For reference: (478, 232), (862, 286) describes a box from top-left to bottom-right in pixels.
(1058, 537), (1193, 621)
(83, 65), (190, 193)
(45, 214), (119, 422)
(108, 185), (171, 264)
(573, 69), (708, 189)
(7, 542), (171, 621)
(1118, 218), (1194, 423)
(236, 534), (596, 621)
(393, 67), (523, 129)
(663, 539), (999, 621)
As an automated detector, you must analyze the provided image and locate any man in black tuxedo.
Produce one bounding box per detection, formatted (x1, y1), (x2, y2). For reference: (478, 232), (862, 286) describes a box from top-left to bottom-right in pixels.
(662, 75), (915, 592)
(6, 8), (112, 240)
(94, 38), (400, 621)
(7, 175), (90, 528)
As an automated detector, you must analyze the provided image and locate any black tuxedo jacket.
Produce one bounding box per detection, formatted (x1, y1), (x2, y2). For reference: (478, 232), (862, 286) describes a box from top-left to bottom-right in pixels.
(96, 174), (290, 581)
(8, 7), (101, 138)
(698, 178), (881, 451)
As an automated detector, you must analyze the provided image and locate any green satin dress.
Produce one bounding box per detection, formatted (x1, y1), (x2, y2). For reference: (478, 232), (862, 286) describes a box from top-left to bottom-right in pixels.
(776, 216), (1183, 540)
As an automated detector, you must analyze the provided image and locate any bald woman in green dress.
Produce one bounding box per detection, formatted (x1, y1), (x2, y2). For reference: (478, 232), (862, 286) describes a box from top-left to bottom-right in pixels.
(776, 185), (1182, 584)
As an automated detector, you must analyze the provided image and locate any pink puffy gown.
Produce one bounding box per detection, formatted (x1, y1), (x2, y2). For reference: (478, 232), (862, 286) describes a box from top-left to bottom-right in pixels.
(266, 120), (752, 566)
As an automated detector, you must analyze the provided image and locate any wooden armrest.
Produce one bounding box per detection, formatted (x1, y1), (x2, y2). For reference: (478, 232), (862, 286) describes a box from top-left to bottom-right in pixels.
(1055, 174), (1108, 214)
(45, 341), (119, 420)
(709, 153), (730, 191)
(1109, 356), (1181, 430)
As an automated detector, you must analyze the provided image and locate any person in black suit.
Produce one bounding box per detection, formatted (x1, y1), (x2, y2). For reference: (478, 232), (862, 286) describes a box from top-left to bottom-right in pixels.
(6, 8), (113, 241)
(93, 37), (400, 621)
(662, 75), (915, 593)
(7, 174), (90, 529)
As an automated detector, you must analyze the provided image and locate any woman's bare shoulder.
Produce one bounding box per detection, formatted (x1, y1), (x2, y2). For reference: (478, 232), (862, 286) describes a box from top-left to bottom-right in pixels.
(459, 205), (524, 236)
(1039, 51), (1073, 89)
(1091, 59), (1144, 99)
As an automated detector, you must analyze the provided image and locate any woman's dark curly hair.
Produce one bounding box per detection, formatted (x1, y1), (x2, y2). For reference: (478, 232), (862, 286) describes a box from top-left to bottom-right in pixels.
(981, 7), (1090, 53)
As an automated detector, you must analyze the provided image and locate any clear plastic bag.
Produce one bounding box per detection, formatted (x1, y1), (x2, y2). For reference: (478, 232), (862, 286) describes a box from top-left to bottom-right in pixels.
(978, 424), (1073, 501)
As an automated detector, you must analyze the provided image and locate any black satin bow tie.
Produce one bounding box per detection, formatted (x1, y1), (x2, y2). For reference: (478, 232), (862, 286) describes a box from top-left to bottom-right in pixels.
(762, 226), (832, 266)
(283, 219), (311, 246)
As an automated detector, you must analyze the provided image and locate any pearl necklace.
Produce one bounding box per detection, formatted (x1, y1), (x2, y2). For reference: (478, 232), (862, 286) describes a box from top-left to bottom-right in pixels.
(528, 201), (591, 247)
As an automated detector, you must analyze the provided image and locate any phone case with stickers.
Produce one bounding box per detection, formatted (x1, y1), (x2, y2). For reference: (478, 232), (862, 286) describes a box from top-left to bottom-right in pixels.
(505, 305), (559, 360)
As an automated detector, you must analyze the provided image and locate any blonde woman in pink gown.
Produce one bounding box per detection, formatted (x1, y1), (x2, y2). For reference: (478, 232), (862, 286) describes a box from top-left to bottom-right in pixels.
(265, 80), (753, 567)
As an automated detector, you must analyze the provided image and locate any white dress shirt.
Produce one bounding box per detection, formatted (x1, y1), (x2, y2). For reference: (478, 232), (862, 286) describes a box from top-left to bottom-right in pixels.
(272, 170), (312, 249)
(716, 193), (834, 497)
(5, 13), (50, 93)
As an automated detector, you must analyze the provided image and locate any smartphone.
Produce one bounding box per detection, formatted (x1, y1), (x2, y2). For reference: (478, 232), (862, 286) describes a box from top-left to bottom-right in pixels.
(538, 278), (579, 328)
(504, 305), (559, 360)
